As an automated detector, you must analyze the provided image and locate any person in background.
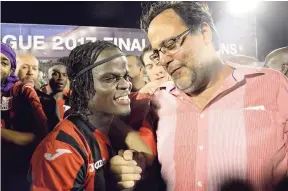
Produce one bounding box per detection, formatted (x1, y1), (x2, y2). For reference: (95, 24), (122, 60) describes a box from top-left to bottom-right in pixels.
(17, 53), (60, 132)
(1, 44), (49, 191)
(111, 1), (288, 190)
(16, 53), (40, 87)
(126, 55), (147, 92)
(57, 56), (71, 92)
(226, 55), (259, 67)
(30, 41), (153, 190)
(139, 45), (172, 94)
(265, 47), (288, 77)
(35, 70), (47, 89)
(41, 63), (70, 120)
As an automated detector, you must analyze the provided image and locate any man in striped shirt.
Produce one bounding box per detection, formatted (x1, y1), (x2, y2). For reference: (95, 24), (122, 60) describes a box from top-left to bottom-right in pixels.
(111, 1), (288, 191)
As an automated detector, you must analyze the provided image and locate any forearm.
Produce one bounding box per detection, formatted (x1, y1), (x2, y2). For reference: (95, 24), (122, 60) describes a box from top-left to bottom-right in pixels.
(1, 128), (35, 146)
(24, 86), (49, 137)
(111, 118), (155, 165)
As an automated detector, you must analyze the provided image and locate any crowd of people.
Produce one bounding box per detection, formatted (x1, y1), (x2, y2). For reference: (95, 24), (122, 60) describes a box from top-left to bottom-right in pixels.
(1, 1), (288, 191)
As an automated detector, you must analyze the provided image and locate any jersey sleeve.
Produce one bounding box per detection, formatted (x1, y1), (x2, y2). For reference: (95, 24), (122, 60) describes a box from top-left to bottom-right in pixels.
(139, 118), (157, 156)
(30, 139), (86, 191)
(130, 92), (157, 155)
(21, 85), (49, 137)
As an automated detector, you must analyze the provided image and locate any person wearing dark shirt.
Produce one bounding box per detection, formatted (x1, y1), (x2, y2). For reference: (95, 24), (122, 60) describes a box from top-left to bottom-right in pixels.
(17, 53), (60, 131)
(41, 63), (70, 120)
(1, 43), (49, 191)
(126, 55), (147, 92)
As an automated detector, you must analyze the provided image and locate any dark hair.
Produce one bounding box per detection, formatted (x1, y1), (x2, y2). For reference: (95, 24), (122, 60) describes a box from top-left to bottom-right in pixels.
(126, 55), (145, 67)
(57, 57), (69, 66)
(141, 1), (217, 39)
(67, 41), (120, 115)
(50, 62), (66, 67)
(48, 62), (67, 78)
(140, 44), (152, 65)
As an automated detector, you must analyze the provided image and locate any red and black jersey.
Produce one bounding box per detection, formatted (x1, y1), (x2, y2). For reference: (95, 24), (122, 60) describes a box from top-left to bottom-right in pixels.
(30, 115), (114, 191)
(41, 84), (70, 120)
(125, 92), (157, 155)
(1, 81), (49, 191)
(1, 81), (48, 135)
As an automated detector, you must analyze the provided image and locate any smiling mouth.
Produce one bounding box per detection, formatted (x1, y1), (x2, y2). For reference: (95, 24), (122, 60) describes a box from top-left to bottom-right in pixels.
(56, 83), (65, 87)
(114, 95), (130, 105)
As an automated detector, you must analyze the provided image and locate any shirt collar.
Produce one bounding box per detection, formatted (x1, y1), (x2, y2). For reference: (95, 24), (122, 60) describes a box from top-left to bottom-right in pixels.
(227, 61), (264, 82)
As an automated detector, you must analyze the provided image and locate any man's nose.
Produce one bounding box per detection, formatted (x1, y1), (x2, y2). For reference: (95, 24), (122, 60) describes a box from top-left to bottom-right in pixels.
(159, 52), (173, 69)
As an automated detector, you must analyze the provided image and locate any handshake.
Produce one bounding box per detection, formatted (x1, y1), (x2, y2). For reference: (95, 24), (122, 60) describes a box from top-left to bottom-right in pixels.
(110, 150), (147, 190)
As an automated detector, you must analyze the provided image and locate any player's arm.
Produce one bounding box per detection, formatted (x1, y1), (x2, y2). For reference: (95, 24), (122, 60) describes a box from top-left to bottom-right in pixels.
(1, 128), (35, 146)
(30, 140), (86, 191)
(0, 85), (48, 145)
(111, 117), (155, 166)
(22, 85), (49, 138)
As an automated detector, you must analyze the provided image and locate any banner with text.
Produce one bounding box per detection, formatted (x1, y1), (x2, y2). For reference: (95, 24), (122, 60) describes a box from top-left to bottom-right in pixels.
(1, 20), (256, 61)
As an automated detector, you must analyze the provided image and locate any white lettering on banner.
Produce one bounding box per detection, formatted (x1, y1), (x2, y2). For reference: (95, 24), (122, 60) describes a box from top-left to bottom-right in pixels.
(131, 39), (142, 51)
(104, 37), (145, 51)
(142, 39), (146, 50)
(19, 36), (32, 50)
(1, 35), (146, 52)
(219, 43), (240, 55)
(113, 38), (118, 46)
(77, 37), (85, 44)
(52, 36), (64, 50)
(2, 35), (46, 50)
(118, 38), (131, 51)
(65, 37), (77, 50)
(230, 44), (237, 54)
(33, 36), (45, 50)
(2, 35), (17, 49)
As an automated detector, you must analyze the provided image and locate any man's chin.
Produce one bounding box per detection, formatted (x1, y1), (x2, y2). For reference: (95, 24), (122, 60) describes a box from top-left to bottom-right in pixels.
(56, 88), (65, 92)
(23, 80), (35, 87)
(176, 82), (198, 94)
(117, 109), (131, 117)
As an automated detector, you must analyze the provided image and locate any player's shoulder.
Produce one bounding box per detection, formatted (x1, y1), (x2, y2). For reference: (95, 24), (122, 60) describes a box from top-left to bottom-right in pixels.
(32, 119), (88, 162)
(36, 119), (85, 152)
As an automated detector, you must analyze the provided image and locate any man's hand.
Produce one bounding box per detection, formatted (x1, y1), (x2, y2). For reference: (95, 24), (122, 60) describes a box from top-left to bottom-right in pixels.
(1, 128), (35, 146)
(110, 150), (143, 189)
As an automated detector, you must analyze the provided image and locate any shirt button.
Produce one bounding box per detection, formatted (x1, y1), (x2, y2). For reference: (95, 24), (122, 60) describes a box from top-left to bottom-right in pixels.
(197, 181), (203, 187)
(200, 114), (204, 119)
(199, 145), (204, 150)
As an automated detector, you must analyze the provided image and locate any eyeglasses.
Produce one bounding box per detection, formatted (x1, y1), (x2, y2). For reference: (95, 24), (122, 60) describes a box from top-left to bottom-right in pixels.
(149, 28), (191, 64)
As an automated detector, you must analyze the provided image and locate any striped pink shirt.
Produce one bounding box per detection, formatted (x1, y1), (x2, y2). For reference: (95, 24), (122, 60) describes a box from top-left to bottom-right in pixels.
(150, 64), (288, 191)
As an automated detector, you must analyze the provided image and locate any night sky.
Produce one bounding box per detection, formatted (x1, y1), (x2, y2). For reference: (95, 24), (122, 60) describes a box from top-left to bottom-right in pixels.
(1, 1), (288, 61)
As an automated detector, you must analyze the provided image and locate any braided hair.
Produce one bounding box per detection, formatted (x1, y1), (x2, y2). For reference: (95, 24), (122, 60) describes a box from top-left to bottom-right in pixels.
(67, 41), (120, 115)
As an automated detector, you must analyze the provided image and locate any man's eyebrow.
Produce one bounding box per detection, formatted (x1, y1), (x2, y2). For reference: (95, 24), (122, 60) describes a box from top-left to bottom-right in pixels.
(153, 36), (175, 50)
(1, 57), (9, 61)
(100, 72), (122, 77)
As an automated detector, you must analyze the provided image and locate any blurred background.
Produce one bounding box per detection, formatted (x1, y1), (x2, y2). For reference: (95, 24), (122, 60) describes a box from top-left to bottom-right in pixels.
(1, 1), (288, 62)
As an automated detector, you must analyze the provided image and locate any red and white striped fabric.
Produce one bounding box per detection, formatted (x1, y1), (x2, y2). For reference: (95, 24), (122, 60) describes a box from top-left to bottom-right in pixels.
(151, 63), (288, 191)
